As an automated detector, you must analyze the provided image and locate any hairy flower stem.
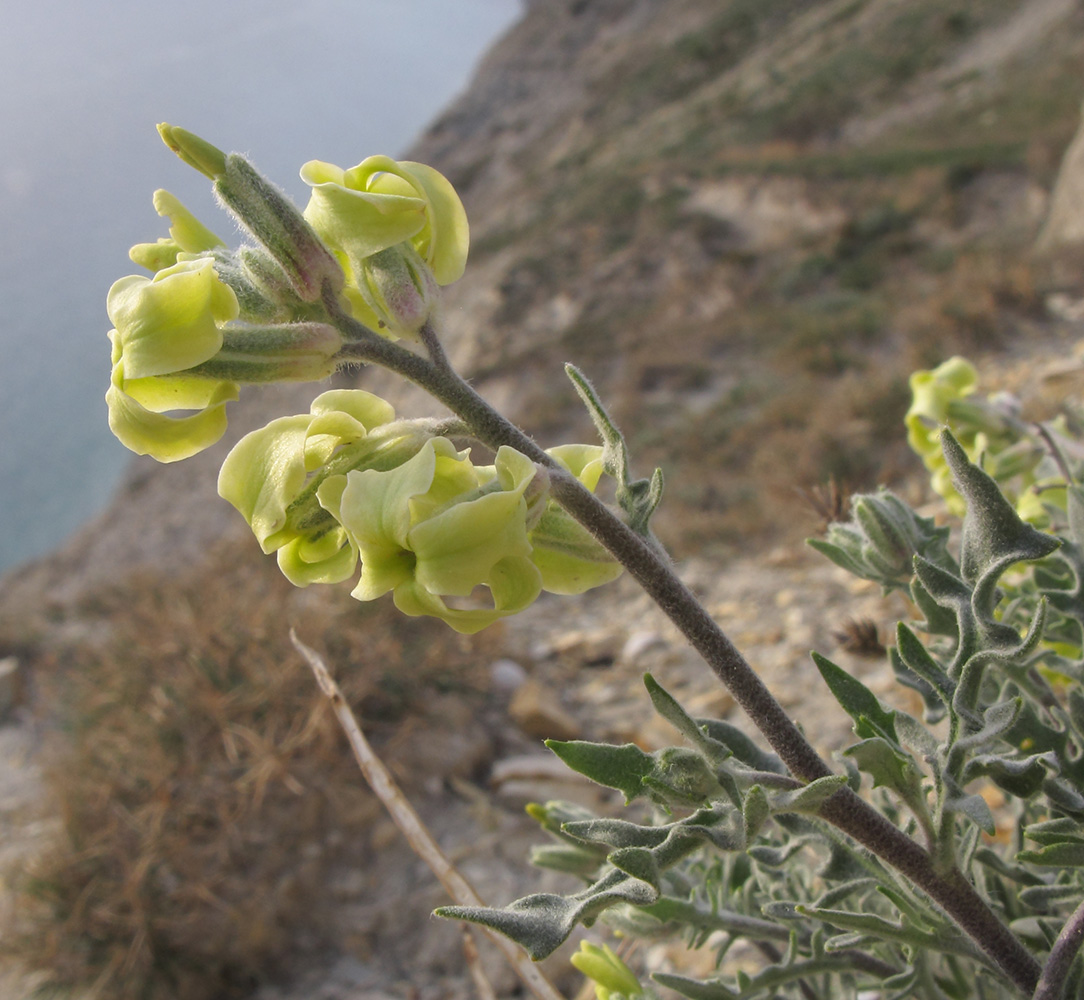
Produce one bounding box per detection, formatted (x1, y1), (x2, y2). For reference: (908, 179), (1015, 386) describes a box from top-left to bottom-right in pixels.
(332, 311), (1041, 996)
(1033, 897), (1084, 1000)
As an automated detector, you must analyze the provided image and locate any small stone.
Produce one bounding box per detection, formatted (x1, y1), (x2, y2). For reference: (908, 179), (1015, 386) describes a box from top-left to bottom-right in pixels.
(774, 588), (796, 608)
(0, 658), (20, 720)
(683, 688), (735, 719)
(508, 679), (580, 740)
(621, 630), (665, 664)
(489, 658), (528, 694)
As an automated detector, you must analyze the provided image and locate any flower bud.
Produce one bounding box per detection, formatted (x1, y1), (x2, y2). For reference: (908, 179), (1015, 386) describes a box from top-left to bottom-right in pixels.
(352, 244), (440, 339)
(811, 488), (950, 591)
(158, 123), (227, 180)
(571, 942), (643, 1000)
(216, 154), (344, 303)
(189, 322), (344, 383)
(128, 190), (225, 273)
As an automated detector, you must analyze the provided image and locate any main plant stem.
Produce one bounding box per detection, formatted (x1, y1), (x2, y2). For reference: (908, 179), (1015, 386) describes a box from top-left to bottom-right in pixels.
(334, 316), (1042, 996)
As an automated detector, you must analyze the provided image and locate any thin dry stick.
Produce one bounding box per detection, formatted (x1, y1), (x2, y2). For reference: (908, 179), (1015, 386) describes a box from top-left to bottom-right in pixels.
(462, 928), (500, 1000)
(290, 631), (566, 1000)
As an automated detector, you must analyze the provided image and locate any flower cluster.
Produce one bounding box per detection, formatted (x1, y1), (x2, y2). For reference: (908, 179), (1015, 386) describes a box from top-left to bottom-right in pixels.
(906, 356), (1059, 523)
(104, 126), (623, 630)
(219, 390), (620, 632)
(107, 129), (470, 463)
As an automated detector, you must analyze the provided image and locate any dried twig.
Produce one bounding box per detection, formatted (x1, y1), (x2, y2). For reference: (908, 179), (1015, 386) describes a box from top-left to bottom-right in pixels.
(290, 630), (565, 1000)
(462, 928), (500, 1000)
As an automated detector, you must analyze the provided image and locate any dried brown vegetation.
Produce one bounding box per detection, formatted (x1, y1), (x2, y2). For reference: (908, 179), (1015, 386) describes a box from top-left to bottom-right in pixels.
(3, 543), (499, 999)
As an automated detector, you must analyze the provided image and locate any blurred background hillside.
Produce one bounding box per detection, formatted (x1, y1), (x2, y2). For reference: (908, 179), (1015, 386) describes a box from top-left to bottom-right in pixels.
(3, 0), (1084, 997)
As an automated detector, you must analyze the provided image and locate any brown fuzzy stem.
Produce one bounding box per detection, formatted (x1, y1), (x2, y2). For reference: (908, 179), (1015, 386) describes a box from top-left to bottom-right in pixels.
(332, 320), (1041, 995)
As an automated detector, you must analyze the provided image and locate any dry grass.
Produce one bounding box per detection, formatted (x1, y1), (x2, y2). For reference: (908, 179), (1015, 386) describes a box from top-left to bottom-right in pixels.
(3, 541), (500, 1000)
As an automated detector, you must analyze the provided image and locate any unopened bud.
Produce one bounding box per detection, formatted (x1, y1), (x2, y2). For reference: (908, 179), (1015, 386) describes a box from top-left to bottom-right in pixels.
(216, 154), (344, 302)
(189, 322), (344, 383)
(356, 244), (440, 338)
(571, 942), (643, 1000)
(158, 123), (227, 180)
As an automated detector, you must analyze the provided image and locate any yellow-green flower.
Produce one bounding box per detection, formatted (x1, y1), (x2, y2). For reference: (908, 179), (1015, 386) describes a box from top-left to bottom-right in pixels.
(906, 356), (1050, 522)
(106, 257), (241, 461)
(321, 438), (543, 633)
(128, 189), (225, 273)
(108, 257), (238, 379)
(301, 155), (468, 283)
(218, 389), (410, 586)
(106, 351), (239, 463)
(301, 155), (468, 337)
(571, 941), (643, 1000)
(529, 444), (623, 594)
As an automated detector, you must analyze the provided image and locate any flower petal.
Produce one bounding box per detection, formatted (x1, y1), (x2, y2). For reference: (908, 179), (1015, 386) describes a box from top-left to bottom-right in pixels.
(107, 360), (237, 463)
(332, 443), (440, 600)
(410, 488), (531, 596)
(107, 258), (238, 379)
(391, 555), (542, 635)
(217, 414), (314, 549)
(276, 526), (358, 587)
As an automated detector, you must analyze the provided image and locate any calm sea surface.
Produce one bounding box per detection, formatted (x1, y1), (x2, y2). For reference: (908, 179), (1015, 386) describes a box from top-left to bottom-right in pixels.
(0, 0), (520, 571)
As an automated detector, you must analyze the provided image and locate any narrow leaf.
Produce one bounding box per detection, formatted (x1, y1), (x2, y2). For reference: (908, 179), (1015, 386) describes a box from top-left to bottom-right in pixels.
(812, 652), (898, 743)
(546, 739), (653, 802)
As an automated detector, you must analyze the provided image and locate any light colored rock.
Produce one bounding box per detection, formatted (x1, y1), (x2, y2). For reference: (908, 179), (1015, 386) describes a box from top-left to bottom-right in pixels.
(489, 658), (528, 694)
(508, 679), (580, 741)
(1038, 101), (1084, 250)
(620, 630), (665, 664)
(0, 658), (18, 720)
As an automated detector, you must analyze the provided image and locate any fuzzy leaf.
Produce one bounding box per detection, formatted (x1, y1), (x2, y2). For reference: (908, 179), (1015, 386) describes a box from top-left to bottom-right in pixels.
(435, 865), (658, 959)
(960, 752), (1053, 798)
(609, 846), (662, 887)
(643, 746), (724, 806)
(943, 791), (995, 835)
(698, 719), (787, 773)
(1019, 883), (1084, 909)
(1017, 841), (1084, 868)
(743, 784), (770, 842)
(645, 673), (732, 766)
(769, 774), (849, 814)
(895, 622), (954, 703)
(529, 843), (608, 877)
(561, 818), (671, 850)
(893, 710), (940, 759)
(748, 839), (809, 867)
(651, 974), (739, 1000)
(845, 738), (924, 800)
(546, 739), (654, 802)
(941, 429), (1060, 592)
(1024, 816), (1084, 846)
(812, 652), (898, 743)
